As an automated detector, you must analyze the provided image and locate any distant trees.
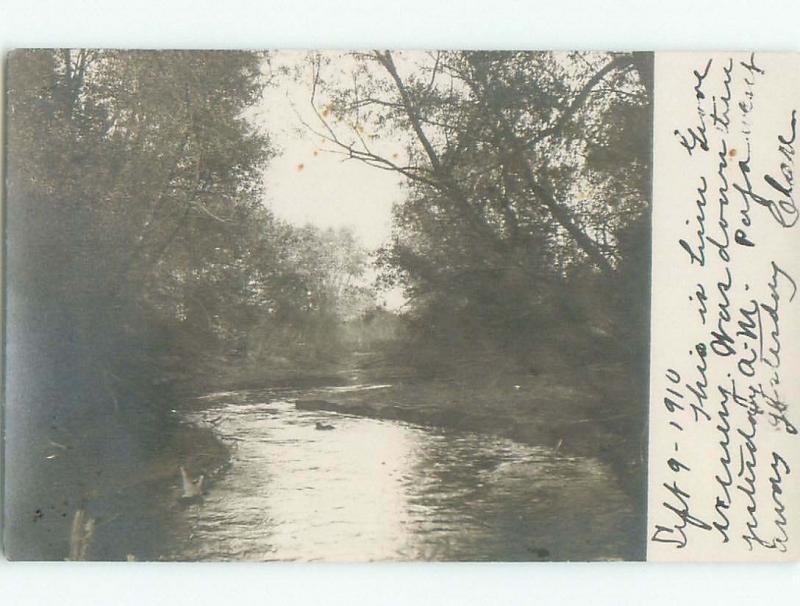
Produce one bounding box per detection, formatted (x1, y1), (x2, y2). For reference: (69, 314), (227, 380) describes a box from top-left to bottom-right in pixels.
(239, 224), (376, 362)
(304, 51), (652, 364)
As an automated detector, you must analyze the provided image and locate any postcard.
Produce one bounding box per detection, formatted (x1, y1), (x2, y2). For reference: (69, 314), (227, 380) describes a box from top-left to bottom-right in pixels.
(2, 50), (797, 561)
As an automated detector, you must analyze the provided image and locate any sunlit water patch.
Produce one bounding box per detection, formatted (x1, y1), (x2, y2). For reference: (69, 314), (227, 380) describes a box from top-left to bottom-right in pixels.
(168, 387), (639, 561)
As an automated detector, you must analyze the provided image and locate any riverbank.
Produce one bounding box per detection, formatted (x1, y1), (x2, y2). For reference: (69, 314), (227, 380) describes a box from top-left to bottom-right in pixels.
(31, 353), (643, 561)
(4, 414), (230, 561)
(84, 419), (231, 561)
(165, 347), (647, 560)
(294, 359), (647, 505)
(197, 347), (647, 502)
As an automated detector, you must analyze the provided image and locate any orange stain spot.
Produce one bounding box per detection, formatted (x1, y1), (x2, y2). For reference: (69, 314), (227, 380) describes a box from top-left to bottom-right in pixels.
(729, 148), (737, 157)
(312, 150), (319, 157)
(296, 163), (304, 172)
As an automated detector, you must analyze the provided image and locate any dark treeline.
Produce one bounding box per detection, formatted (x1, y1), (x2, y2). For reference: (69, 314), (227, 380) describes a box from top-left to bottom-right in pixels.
(7, 50), (375, 425)
(311, 51), (652, 373)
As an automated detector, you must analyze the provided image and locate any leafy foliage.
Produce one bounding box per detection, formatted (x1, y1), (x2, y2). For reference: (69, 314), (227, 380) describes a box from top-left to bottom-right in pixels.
(307, 51), (652, 365)
(6, 50), (370, 429)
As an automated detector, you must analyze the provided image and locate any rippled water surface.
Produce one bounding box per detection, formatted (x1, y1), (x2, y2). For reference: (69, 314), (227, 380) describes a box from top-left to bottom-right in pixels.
(169, 387), (639, 561)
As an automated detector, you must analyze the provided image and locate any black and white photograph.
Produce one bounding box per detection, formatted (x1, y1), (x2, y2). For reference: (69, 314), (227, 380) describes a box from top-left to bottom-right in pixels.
(3, 49), (654, 562)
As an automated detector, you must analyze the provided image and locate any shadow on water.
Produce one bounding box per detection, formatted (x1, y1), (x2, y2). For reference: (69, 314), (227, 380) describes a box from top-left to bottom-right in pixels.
(166, 386), (639, 561)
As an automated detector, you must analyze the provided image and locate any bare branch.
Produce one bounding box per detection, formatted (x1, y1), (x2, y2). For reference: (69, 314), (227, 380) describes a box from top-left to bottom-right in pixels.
(299, 67), (440, 190)
(426, 51), (441, 93)
(372, 50), (443, 174)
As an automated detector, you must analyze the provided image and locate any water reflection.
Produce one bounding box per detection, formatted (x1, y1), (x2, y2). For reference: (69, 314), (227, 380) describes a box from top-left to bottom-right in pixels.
(171, 388), (638, 561)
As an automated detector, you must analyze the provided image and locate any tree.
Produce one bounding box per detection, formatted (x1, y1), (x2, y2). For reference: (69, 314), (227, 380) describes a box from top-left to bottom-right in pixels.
(302, 51), (652, 359)
(6, 50), (272, 427)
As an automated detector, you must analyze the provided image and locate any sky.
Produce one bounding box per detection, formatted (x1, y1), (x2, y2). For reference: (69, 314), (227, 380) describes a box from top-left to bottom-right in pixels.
(252, 52), (405, 250)
(250, 51), (414, 308)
